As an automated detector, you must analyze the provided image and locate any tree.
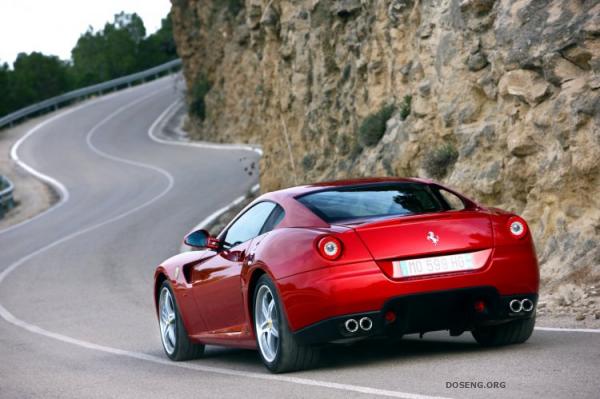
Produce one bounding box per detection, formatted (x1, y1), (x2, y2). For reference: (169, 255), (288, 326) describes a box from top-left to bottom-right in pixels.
(7, 53), (70, 111)
(0, 63), (12, 116)
(114, 12), (146, 44)
(138, 13), (177, 69)
(70, 12), (149, 86)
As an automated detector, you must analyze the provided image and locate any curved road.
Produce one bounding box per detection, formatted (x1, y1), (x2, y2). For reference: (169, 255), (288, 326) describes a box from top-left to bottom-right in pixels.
(0, 77), (598, 399)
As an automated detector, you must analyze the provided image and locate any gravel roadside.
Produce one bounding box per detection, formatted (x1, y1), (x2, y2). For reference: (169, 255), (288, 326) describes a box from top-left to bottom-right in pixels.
(0, 114), (58, 230)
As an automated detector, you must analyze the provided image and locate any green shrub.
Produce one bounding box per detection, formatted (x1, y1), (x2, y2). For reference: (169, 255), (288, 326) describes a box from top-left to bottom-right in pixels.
(423, 144), (459, 179)
(341, 64), (351, 82)
(399, 95), (412, 120)
(358, 104), (395, 147)
(190, 74), (211, 120)
(302, 154), (316, 171)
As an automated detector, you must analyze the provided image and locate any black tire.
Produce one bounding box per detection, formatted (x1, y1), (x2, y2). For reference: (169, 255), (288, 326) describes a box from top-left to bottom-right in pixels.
(472, 315), (536, 347)
(158, 281), (205, 361)
(253, 274), (320, 373)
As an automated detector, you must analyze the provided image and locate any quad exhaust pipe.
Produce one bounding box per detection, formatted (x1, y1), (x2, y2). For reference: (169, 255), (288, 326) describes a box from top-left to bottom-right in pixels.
(344, 317), (373, 333)
(509, 298), (534, 313)
(509, 299), (522, 313)
(521, 298), (534, 312)
(359, 317), (373, 331)
(344, 319), (359, 333)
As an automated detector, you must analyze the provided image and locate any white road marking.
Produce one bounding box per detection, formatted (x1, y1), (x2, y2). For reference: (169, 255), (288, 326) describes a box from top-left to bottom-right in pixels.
(0, 89), (452, 399)
(535, 327), (600, 333)
(0, 91), (118, 235)
(0, 306), (448, 399)
(148, 98), (263, 155)
(84, 88), (175, 189)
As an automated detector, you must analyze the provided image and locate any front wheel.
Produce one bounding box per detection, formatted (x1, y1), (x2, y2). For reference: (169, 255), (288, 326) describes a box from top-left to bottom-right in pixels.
(472, 316), (536, 347)
(158, 281), (205, 361)
(253, 274), (320, 373)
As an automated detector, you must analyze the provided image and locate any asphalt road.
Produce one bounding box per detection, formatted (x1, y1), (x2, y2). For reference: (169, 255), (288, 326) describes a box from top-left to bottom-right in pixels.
(0, 76), (598, 399)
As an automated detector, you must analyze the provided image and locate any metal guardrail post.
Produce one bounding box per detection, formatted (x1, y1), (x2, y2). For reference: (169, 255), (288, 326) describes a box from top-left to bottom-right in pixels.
(0, 58), (182, 129)
(0, 175), (15, 219)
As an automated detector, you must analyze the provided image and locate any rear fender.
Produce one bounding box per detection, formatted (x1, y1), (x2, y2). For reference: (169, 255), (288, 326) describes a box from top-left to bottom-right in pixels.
(250, 227), (372, 280)
(486, 210), (535, 247)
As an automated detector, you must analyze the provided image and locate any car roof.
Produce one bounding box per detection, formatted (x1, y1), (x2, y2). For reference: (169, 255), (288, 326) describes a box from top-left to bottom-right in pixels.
(228, 177), (478, 232)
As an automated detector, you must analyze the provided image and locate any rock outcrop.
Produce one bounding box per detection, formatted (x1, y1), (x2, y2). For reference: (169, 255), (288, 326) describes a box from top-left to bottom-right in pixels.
(171, 0), (600, 311)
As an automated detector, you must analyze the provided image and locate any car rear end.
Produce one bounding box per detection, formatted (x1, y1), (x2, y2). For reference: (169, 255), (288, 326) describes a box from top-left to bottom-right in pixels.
(276, 181), (539, 344)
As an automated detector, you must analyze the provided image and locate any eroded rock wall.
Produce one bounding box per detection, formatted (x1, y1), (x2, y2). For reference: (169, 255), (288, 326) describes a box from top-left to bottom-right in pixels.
(171, 0), (600, 301)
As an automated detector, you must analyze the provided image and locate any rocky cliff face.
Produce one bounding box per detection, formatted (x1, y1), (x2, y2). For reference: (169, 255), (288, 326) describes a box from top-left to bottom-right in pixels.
(171, 0), (600, 314)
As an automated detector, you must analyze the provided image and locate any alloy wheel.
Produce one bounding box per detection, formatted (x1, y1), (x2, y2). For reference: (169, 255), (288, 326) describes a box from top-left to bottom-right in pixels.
(159, 286), (177, 355)
(254, 285), (279, 362)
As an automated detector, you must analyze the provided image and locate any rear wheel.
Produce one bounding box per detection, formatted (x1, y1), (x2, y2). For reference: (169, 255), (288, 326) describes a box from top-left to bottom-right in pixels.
(158, 281), (205, 361)
(472, 316), (535, 347)
(253, 274), (320, 373)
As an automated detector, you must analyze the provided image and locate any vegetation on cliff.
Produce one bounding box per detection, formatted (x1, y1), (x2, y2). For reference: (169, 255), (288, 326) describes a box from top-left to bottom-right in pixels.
(358, 104), (395, 147)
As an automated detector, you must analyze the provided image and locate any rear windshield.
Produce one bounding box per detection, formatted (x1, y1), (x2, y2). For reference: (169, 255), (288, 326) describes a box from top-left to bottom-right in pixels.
(296, 183), (447, 223)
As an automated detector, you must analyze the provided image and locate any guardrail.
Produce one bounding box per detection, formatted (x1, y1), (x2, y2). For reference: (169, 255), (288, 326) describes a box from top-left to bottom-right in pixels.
(0, 58), (182, 129)
(0, 175), (15, 219)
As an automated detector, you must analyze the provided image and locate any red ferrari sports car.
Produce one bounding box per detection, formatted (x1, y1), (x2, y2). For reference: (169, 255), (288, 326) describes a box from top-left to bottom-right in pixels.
(154, 178), (539, 372)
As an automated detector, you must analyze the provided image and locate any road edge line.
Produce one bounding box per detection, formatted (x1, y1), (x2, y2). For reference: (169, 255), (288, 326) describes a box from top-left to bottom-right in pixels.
(148, 99), (263, 156)
(535, 326), (600, 333)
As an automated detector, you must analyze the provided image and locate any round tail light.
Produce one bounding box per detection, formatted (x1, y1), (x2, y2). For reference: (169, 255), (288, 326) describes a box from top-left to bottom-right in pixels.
(317, 236), (343, 260)
(507, 216), (528, 239)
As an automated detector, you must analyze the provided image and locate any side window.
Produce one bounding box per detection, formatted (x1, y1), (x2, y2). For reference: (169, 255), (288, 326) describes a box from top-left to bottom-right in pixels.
(260, 205), (285, 235)
(223, 202), (277, 248)
(438, 189), (466, 210)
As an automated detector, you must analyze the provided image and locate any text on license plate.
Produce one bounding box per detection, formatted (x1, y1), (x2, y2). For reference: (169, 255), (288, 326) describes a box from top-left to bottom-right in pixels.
(392, 253), (477, 278)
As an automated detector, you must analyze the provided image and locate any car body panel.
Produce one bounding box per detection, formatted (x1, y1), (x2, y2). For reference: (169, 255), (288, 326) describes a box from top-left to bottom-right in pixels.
(190, 240), (250, 332)
(154, 178), (539, 349)
(352, 210), (493, 261)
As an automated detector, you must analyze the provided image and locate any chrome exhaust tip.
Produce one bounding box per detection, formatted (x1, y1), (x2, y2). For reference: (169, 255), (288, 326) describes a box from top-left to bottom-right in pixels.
(344, 319), (359, 333)
(521, 298), (534, 312)
(359, 317), (373, 331)
(509, 299), (523, 313)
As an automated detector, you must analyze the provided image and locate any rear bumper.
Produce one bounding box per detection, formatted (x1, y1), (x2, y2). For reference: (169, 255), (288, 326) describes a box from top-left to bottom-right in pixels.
(278, 246), (539, 333)
(293, 287), (537, 344)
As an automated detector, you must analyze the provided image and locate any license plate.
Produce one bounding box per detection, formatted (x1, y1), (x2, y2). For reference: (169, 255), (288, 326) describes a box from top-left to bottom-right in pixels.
(393, 253), (477, 278)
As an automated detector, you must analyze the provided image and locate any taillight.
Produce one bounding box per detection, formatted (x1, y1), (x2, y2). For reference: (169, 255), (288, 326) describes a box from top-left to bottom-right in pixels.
(507, 216), (527, 239)
(317, 236), (343, 260)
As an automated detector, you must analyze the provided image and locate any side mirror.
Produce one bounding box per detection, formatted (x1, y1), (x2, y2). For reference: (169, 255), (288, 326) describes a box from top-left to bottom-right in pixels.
(184, 229), (220, 250)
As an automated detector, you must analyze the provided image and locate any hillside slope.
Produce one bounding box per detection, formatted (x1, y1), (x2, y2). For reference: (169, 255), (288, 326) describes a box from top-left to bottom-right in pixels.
(171, 0), (600, 319)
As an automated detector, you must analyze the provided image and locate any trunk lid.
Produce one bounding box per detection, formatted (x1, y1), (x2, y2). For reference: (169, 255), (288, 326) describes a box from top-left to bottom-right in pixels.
(346, 211), (493, 261)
